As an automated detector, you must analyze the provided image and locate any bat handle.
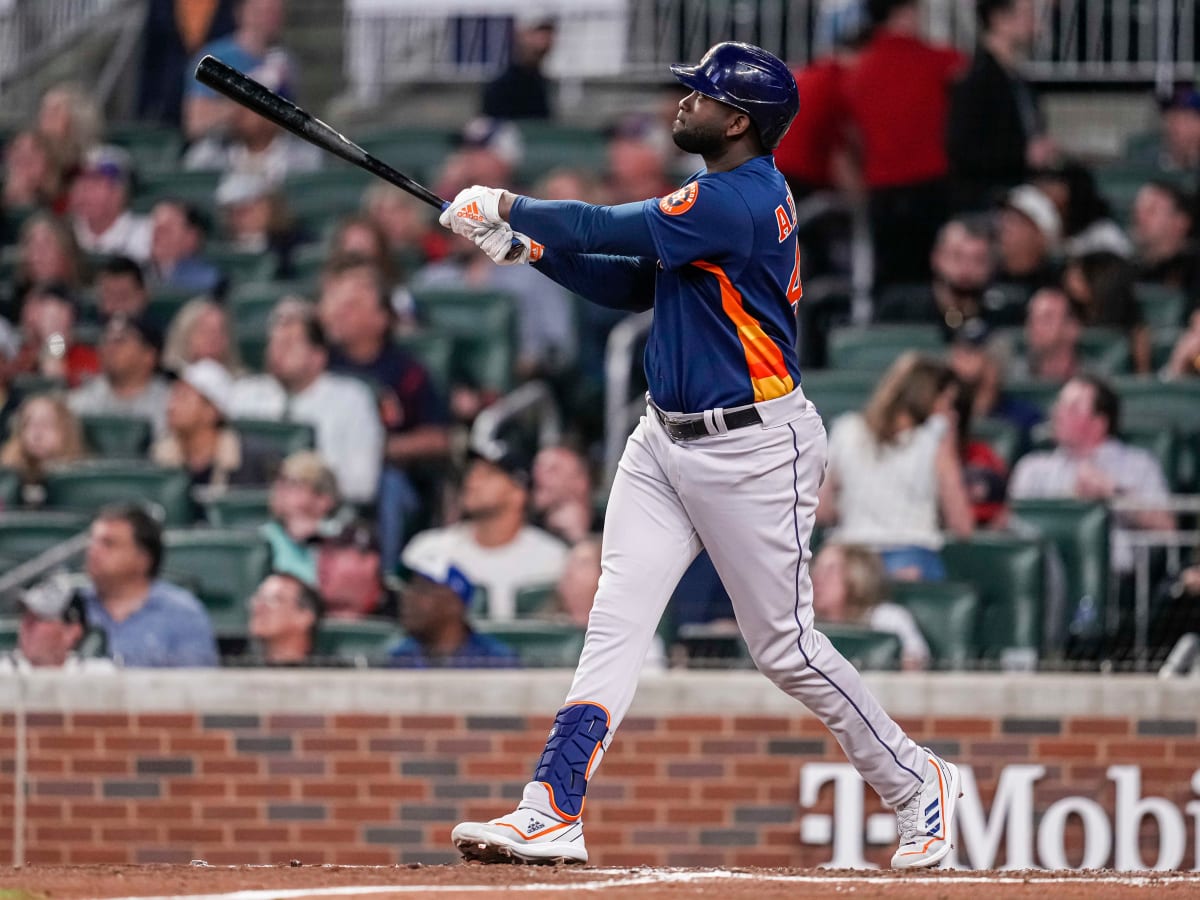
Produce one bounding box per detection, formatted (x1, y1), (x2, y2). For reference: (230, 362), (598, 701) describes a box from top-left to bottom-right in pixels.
(438, 201), (526, 262)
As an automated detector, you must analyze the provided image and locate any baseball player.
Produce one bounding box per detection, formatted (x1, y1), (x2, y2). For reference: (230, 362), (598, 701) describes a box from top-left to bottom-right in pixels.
(440, 42), (960, 869)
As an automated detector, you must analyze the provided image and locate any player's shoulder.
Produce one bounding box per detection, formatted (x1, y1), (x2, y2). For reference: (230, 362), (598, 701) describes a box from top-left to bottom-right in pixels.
(652, 161), (773, 220)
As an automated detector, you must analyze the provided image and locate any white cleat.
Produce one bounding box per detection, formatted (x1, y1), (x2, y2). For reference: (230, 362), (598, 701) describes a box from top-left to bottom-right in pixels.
(891, 749), (962, 869)
(452, 806), (587, 865)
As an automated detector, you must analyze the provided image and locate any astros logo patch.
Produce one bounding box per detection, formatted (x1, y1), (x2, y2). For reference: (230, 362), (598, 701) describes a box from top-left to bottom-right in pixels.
(658, 182), (699, 216)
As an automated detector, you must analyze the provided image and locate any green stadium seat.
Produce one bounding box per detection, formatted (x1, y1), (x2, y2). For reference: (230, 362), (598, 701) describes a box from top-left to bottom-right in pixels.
(79, 414), (152, 458)
(473, 620), (585, 668)
(146, 284), (203, 327)
(1134, 282), (1186, 329)
(237, 333), (268, 371)
(514, 583), (556, 617)
(230, 419), (315, 457)
(108, 122), (184, 174)
(413, 289), (517, 392)
(1011, 327), (1131, 375)
(820, 624), (902, 671)
(0, 511), (89, 573)
(133, 169), (223, 215)
(516, 123), (609, 187)
(289, 243), (329, 284)
(314, 618), (403, 664)
(201, 488), (273, 529)
(1008, 499), (1109, 653)
(888, 580), (981, 670)
(942, 534), (1044, 662)
(971, 417), (1022, 468)
(394, 331), (454, 396)
(284, 169), (373, 233)
(9, 374), (68, 398)
(0, 619), (17, 651)
(1122, 421), (1183, 491)
(42, 463), (193, 526)
(161, 528), (272, 634)
(0, 467), (20, 509)
(800, 369), (876, 424)
(356, 127), (456, 186)
(826, 325), (944, 371)
(1004, 378), (1062, 415)
(228, 280), (306, 331)
(205, 244), (277, 285)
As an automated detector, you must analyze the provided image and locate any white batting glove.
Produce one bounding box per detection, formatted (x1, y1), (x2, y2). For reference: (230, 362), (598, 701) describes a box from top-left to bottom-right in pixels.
(472, 223), (540, 266)
(438, 185), (506, 237)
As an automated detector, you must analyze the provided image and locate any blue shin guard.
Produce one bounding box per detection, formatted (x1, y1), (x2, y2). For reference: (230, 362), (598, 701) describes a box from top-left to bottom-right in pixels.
(532, 701), (611, 821)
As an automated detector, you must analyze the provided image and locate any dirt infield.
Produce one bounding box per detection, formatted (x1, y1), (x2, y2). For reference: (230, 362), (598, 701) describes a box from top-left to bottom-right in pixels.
(1, 864), (1199, 899)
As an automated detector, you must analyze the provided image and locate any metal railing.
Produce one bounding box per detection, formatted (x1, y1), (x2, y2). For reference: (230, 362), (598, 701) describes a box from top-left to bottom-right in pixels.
(602, 310), (653, 490)
(469, 379), (563, 458)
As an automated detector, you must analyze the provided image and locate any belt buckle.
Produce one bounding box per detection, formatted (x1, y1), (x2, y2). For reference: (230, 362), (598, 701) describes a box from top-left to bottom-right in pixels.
(654, 406), (697, 442)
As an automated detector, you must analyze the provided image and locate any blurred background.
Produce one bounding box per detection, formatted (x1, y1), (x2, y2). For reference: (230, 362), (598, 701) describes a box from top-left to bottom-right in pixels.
(1, 0), (1199, 679)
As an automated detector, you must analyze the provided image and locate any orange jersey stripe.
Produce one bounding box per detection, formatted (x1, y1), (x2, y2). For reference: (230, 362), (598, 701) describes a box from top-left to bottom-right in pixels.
(692, 260), (794, 403)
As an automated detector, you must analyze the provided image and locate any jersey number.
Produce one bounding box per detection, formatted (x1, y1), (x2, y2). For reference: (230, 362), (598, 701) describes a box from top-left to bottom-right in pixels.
(787, 241), (803, 311)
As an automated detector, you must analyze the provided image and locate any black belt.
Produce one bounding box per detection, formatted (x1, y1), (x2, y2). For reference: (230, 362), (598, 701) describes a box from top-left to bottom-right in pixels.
(650, 400), (763, 441)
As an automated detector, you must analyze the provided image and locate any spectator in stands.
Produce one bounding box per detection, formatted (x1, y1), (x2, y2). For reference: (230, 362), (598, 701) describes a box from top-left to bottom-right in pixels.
(946, 316), (1043, 442)
(68, 145), (151, 264)
(146, 199), (224, 297)
(94, 256), (151, 323)
(2, 129), (62, 212)
(316, 518), (398, 620)
(0, 394), (87, 506)
(434, 117), (523, 199)
(137, 0), (237, 127)
(9, 212), (85, 310)
(0, 340), (20, 439)
(995, 183), (1062, 293)
(947, 0), (1056, 212)
(81, 503), (219, 667)
(1063, 250), (1151, 373)
(246, 571), (322, 665)
(481, 14), (556, 121)
(214, 171), (306, 277)
(260, 450), (339, 584)
(230, 298), (384, 504)
(1131, 179), (1200, 302)
(184, 0), (295, 142)
(1161, 310), (1200, 380)
(1156, 85), (1200, 173)
(1033, 160), (1132, 258)
(163, 298), (243, 374)
(604, 114), (676, 206)
(1008, 374), (1175, 573)
(817, 352), (974, 580)
(0, 575), (113, 672)
(68, 313), (170, 438)
(12, 283), (100, 387)
(152, 359), (274, 490)
(389, 542), (519, 668)
(812, 542), (930, 670)
(531, 445), (598, 545)
(874, 216), (998, 335)
(318, 258), (449, 565)
(325, 217), (416, 327)
(1007, 287), (1082, 382)
(35, 83), (103, 189)
(842, 0), (966, 288)
(950, 372), (1010, 528)
(361, 184), (448, 271)
(403, 442), (568, 620)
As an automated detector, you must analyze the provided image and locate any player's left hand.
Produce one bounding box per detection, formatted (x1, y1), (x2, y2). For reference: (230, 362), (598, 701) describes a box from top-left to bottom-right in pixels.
(472, 222), (539, 266)
(439, 185), (505, 237)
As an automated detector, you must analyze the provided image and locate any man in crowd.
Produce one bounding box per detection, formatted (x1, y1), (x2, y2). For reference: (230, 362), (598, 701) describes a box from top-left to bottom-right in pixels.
(0, 575), (113, 672)
(531, 445), (598, 545)
(388, 543), (519, 668)
(1008, 287), (1083, 382)
(316, 518), (399, 619)
(68, 146), (151, 263)
(147, 199), (224, 296)
(94, 256), (151, 324)
(246, 571), (323, 664)
(80, 503), (219, 666)
(402, 443), (568, 621)
(481, 14), (556, 121)
(229, 299), (384, 504)
(1131, 179), (1200, 300)
(68, 313), (171, 438)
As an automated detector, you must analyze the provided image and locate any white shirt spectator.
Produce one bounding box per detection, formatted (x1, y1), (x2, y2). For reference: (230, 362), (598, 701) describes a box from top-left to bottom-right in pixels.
(403, 523), (569, 621)
(867, 602), (931, 670)
(183, 133), (323, 183)
(1008, 438), (1171, 571)
(68, 375), (171, 439)
(229, 371), (383, 503)
(74, 211), (152, 264)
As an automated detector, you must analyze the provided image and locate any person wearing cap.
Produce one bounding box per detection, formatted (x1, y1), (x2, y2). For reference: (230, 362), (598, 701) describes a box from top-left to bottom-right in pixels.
(316, 518), (399, 619)
(80, 502), (219, 667)
(229, 299), (384, 504)
(995, 183), (1062, 292)
(184, 0), (297, 142)
(67, 312), (172, 439)
(387, 543), (519, 669)
(152, 359), (274, 490)
(147, 199), (224, 297)
(12, 281), (100, 387)
(402, 443), (568, 621)
(213, 171), (308, 277)
(1157, 85), (1200, 173)
(68, 144), (152, 264)
(0, 575), (114, 673)
(481, 14), (555, 121)
(246, 571), (323, 665)
(260, 450), (340, 584)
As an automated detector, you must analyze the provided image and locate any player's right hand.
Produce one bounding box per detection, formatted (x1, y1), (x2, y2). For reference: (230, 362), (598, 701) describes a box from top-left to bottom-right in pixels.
(439, 185), (505, 237)
(472, 223), (541, 266)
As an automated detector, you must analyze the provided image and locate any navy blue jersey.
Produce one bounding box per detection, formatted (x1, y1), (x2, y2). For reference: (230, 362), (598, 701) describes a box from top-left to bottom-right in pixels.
(511, 155), (803, 413)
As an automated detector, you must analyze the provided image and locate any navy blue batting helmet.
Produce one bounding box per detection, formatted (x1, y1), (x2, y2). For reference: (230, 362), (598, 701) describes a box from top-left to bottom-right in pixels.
(670, 42), (800, 150)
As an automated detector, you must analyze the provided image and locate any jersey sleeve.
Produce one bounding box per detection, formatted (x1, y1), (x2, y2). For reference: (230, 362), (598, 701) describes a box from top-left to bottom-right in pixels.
(642, 177), (752, 271)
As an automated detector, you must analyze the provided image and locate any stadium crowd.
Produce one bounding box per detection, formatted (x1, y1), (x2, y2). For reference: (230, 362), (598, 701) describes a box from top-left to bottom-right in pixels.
(1, 0), (1199, 673)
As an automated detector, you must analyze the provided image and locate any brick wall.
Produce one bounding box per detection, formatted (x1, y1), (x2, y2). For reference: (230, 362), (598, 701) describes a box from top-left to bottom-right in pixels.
(1, 701), (1197, 869)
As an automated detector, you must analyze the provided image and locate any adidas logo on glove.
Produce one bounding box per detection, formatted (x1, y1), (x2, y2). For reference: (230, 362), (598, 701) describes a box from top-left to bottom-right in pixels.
(456, 201), (485, 224)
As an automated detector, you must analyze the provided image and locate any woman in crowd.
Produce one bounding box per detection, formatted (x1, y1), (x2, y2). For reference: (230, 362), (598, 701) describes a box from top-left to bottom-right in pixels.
(324, 215), (416, 327)
(1062, 250), (1150, 373)
(817, 352), (974, 580)
(35, 82), (104, 189)
(162, 298), (243, 375)
(3, 130), (63, 213)
(10, 212), (86, 308)
(0, 393), (87, 505)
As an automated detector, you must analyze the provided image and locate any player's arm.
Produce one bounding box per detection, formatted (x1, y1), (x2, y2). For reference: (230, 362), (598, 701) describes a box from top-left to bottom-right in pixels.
(506, 196), (660, 258)
(532, 250), (656, 312)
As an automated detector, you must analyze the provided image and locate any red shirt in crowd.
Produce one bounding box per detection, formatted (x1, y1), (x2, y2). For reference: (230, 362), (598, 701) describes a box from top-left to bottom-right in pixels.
(842, 31), (965, 189)
(774, 58), (850, 190)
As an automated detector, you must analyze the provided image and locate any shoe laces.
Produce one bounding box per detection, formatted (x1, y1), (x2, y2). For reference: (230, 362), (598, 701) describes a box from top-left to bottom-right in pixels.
(895, 792), (921, 842)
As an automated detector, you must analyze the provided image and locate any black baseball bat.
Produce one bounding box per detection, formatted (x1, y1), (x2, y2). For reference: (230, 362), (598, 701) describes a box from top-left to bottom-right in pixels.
(193, 55), (522, 257)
